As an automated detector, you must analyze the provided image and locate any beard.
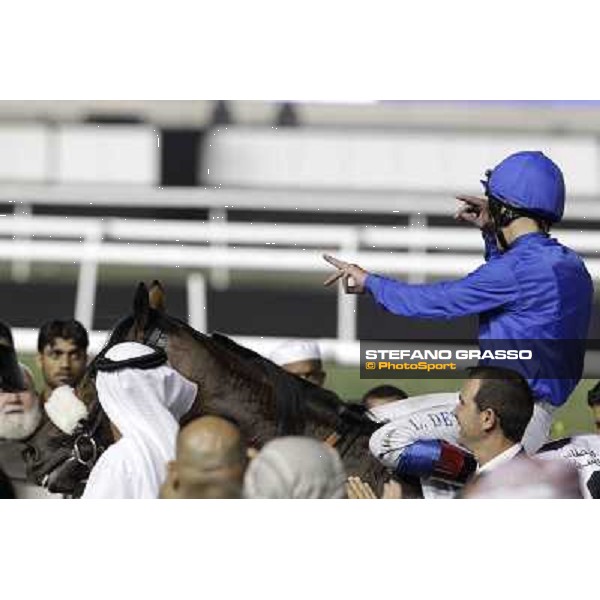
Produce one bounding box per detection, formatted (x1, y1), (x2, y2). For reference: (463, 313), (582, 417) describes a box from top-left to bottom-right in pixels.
(0, 403), (42, 441)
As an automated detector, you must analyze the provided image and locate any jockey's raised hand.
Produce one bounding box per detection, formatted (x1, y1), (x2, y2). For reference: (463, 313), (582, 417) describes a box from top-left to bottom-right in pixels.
(454, 194), (493, 231)
(322, 254), (368, 294)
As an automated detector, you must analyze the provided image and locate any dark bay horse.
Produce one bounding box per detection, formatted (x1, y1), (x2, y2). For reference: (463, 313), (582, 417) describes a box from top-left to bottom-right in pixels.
(26, 282), (391, 496)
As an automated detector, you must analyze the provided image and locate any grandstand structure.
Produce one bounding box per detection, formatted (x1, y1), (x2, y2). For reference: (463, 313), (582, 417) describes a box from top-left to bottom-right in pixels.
(1, 101), (600, 368)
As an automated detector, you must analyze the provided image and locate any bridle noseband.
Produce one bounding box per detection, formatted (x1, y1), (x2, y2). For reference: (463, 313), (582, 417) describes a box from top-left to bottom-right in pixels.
(145, 326), (169, 350)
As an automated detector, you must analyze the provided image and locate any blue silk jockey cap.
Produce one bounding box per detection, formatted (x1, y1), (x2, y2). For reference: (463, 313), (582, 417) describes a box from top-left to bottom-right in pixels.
(485, 151), (565, 223)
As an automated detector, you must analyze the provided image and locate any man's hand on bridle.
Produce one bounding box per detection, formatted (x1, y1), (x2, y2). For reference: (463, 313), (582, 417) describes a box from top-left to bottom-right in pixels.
(322, 254), (368, 294)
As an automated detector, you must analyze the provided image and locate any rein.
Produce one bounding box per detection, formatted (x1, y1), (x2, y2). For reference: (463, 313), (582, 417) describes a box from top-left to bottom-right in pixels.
(146, 326), (169, 350)
(324, 431), (342, 447)
(323, 427), (364, 458)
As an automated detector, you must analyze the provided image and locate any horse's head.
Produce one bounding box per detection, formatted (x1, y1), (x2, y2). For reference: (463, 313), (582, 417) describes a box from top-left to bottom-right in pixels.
(105, 281), (204, 380)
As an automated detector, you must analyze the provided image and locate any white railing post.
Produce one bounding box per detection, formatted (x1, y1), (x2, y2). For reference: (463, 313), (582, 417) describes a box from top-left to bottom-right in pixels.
(74, 225), (102, 330)
(187, 272), (207, 332)
(337, 231), (359, 343)
(208, 207), (229, 290)
(408, 212), (428, 284)
(11, 202), (32, 282)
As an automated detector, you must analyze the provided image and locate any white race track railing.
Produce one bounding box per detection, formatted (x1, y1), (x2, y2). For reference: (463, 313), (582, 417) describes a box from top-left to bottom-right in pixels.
(3, 214), (600, 344)
(2, 183), (600, 219)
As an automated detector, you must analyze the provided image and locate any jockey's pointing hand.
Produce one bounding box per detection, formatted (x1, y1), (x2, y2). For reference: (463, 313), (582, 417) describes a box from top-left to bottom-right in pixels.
(322, 254), (368, 294)
(454, 194), (493, 232)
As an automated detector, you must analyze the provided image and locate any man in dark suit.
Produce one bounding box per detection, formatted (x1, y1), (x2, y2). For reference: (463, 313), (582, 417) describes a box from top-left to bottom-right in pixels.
(454, 365), (534, 476)
(368, 366), (534, 497)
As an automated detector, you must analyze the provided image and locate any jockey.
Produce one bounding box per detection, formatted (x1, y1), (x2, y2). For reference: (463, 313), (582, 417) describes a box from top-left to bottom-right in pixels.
(324, 151), (593, 453)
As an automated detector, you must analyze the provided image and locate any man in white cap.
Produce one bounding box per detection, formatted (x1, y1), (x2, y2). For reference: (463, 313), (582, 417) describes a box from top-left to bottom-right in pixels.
(269, 340), (326, 387)
(82, 342), (198, 499)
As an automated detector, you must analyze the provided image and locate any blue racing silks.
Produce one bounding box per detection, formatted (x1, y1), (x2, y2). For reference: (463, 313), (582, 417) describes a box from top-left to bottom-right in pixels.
(365, 231), (593, 406)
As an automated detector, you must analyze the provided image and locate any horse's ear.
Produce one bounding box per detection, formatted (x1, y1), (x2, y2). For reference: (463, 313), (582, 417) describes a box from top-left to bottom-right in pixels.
(133, 282), (149, 316)
(149, 280), (166, 313)
(132, 282), (150, 340)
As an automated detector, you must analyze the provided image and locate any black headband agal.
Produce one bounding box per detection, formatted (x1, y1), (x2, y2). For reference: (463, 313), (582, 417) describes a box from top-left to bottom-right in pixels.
(95, 347), (168, 373)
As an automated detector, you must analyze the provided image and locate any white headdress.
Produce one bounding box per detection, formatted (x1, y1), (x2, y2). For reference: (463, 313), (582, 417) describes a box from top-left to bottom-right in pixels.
(82, 342), (197, 499)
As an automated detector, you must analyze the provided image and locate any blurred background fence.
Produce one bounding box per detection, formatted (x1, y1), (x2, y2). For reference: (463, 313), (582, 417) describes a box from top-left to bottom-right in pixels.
(2, 100), (600, 371)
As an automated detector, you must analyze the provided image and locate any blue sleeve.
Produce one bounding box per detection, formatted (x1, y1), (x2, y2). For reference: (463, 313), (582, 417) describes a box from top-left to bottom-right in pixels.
(365, 259), (518, 320)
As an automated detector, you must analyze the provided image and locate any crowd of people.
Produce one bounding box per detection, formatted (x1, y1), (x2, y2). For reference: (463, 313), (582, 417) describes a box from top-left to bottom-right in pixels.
(0, 319), (89, 498)
(1, 322), (598, 500)
(1, 150), (600, 499)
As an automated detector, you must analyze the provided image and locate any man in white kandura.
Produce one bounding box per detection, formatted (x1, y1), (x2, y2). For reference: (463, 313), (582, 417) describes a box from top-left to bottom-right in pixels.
(82, 342), (198, 499)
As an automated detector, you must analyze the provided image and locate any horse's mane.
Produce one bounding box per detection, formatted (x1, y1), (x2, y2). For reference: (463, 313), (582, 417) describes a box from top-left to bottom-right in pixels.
(156, 313), (336, 435)
(211, 332), (321, 435)
(100, 312), (269, 402)
(98, 308), (379, 455)
(156, 313), (275, 402)
(91, 310), (379, 445)
(207, 334), (386, 489)
(209, 332), (377, 439)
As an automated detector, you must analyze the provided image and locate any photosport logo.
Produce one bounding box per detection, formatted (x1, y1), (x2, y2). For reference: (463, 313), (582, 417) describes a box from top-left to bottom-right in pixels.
(359, 340), (588, 379)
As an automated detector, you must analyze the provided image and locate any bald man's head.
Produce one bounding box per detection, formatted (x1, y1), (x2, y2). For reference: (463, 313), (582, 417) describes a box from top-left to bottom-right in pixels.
(160, 415), (248, 499)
